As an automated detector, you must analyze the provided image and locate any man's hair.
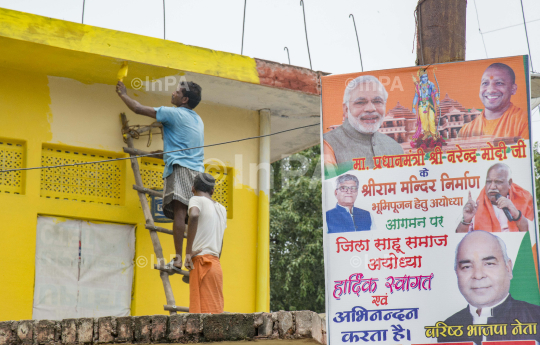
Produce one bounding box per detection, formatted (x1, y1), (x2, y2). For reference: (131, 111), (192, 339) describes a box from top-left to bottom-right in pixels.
(454, 231), (510, 270)
(194, 173), (215, 194)
(486, 63), (516, 84)
(183, 81), (202, 109)
(335, 174), (359, 189)
(487, 162), (512, 181)
(343, 75), (388, 104)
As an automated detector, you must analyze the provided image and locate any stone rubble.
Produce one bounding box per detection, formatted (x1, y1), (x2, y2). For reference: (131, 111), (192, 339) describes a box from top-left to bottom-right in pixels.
(0, 311), (326, 345)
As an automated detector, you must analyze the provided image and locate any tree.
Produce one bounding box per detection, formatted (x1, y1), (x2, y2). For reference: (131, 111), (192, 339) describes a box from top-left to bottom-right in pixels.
(270, 145), (325, 312)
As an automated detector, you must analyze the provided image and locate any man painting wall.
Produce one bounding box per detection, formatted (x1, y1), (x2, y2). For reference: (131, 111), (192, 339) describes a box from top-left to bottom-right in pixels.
(116, 80), (204, 272)
(324, 75), (404, 171)
(458, 63), (529, 139)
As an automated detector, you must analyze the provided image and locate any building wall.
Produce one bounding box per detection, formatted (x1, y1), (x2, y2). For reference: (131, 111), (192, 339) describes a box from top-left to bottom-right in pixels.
(0, 66), (261, 321)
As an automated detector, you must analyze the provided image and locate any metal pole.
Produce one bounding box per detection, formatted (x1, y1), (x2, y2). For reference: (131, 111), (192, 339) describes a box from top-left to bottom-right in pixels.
(163, 0), (166, 40)
(241, 0), (247, 55)
(349, 14), (363, 72)
(519, 0), (535, 71)
(299, 0), (312, 70)
(284, 47), (291, 65)
(82, 0), (86, 24)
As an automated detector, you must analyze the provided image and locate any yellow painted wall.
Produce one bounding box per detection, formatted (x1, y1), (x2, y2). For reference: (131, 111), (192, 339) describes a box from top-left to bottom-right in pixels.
(0, 67), (261, 320)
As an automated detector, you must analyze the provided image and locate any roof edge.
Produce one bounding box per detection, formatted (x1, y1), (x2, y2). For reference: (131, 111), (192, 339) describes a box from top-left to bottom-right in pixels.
(0, 7), (260, 85)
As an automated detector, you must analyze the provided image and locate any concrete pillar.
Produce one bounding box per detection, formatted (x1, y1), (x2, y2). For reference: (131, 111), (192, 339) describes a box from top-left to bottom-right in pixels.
(256, 109), (271, 312)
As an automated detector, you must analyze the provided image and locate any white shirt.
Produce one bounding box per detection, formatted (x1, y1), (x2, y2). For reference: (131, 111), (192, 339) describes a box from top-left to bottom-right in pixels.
(337, 204), (377, 230)
(188, 196), (227, 257)
(468, 294), (509, 342)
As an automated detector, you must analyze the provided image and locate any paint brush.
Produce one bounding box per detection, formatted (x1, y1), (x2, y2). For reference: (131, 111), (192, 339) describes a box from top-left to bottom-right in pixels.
(117, 61), (128, 82)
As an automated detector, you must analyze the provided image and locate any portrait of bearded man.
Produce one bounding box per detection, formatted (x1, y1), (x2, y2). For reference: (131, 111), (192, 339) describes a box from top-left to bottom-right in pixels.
(323, 75), (404, 171)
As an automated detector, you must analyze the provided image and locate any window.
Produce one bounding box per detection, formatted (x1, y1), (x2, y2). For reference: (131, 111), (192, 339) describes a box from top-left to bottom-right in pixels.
(40, 145), (125, 205)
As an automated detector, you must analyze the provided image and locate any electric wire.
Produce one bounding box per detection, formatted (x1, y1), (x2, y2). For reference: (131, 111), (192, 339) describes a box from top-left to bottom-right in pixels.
(483, 18), (540, 34)
(0, 123), (320, 174)
(473, 0), (489, 58)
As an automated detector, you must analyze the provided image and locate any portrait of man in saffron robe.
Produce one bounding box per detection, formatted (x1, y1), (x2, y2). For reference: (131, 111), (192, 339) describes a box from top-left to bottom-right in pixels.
(458, 63), (529, 139)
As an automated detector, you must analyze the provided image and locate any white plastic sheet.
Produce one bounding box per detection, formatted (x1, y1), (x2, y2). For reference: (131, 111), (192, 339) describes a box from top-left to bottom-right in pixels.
(33, 217), (135, 320)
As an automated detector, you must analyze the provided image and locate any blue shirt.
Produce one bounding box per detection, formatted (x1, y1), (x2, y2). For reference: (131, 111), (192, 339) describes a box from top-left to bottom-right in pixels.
(326, 204), (373, 233)
(155, 106), (204, 177)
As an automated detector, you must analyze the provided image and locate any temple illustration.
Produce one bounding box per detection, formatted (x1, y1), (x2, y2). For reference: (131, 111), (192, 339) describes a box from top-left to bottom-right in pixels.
(324, 93), (521, 151)
(379, 94), (483, 144)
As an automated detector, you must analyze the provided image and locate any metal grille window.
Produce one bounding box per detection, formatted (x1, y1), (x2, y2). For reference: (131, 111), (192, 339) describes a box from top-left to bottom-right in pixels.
(0, 139), (24, 195)
(40, 145), (124, 205)
(140, 158), (233, 218)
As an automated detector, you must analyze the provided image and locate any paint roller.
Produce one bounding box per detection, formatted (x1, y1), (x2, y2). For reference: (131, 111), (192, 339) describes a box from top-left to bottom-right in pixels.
(117, 61), (128, 82)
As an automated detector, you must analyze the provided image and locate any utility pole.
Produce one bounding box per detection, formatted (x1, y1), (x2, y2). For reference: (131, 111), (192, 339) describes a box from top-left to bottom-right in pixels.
(415, 0), (467, 65)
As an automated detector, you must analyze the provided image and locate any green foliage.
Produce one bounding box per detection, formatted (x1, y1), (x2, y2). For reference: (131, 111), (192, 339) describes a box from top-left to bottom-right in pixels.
(270, 145), (325, 312)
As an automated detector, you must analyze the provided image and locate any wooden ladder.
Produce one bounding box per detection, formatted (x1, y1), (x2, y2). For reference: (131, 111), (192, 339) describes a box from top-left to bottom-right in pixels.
(120, 113), (190, 315)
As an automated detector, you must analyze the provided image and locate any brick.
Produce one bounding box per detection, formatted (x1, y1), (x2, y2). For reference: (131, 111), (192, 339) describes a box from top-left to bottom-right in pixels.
(229, 314), (254, 340)
(0, 321), (15, 345)
(256, 313), (273, 337)
(16, 321), (33, 345)
(294, 311), (313, 337)
(275, 311), (294, 338)
(116, 317), (133, 343)
(133, 317), (150, 344)
(61, 319), (76, 344)
(203, 314), (230, 342)
(167, 315), (183, 343)
(35, 320), (56, 344)
(76, 318), (93, 344)
(92, 319), (99, 344)
(150, 316), (167, 343)
(98, 317), (116, 343)
(184, 315), (201, 335)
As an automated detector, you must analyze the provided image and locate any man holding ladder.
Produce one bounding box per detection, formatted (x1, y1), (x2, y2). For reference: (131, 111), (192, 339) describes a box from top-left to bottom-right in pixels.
(184, 173), (227, 313)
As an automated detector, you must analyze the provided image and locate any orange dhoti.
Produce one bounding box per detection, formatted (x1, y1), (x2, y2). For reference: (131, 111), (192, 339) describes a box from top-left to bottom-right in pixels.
(474, 183), (534, 232)
(458, 103), (529, 139)
(190, 254), (224, 314)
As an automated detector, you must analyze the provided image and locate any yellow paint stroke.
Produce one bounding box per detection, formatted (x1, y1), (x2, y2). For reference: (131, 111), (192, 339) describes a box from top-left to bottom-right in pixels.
(117, 61), (128, 81)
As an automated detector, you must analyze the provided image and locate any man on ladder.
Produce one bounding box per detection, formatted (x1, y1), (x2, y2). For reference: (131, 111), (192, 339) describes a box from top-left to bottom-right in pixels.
(116, 80), (204, 272)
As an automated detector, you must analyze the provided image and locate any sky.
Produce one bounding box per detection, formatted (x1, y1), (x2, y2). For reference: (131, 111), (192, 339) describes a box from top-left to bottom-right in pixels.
(1, 0), (539, 139)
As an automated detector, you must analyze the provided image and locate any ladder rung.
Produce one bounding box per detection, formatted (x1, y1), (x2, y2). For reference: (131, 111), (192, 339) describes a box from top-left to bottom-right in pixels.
(145, 224), (173, 235)
(123, 147), (163, 160)
(155, 264), (190, 276)
(133, 185), (163, 197)
(145, 225), (187, 237)
(164, 305), (189, 313)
